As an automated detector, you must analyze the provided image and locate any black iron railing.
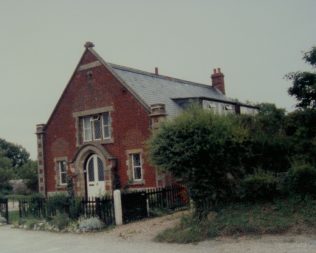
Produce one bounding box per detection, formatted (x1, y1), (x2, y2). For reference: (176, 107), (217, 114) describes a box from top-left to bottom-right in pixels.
(18, 185), (189, 225)
(146, 185), (189, 211)
(121, 184), (190, 223)
(0, 197), (9, 224)
(19, 196), (115, 225)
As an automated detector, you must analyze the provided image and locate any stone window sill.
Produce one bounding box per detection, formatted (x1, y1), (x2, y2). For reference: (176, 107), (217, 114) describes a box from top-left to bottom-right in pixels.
(128, 180), (145, 186)
(80, 138), (114, 146)
(56, 185), (67, 190)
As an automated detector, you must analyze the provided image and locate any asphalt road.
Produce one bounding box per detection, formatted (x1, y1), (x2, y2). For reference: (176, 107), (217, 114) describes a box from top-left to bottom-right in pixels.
(1, 225), (316, 253)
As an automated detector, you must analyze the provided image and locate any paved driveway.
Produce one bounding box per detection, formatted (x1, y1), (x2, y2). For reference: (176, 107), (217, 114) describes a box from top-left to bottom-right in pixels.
(1, 225), (316, 253)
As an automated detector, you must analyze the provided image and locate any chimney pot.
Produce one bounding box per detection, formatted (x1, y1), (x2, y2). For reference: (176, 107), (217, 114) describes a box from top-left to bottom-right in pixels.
(217, 68), (221, 73)
(213, 68), (217, 74)
(155, 67), (159, 75)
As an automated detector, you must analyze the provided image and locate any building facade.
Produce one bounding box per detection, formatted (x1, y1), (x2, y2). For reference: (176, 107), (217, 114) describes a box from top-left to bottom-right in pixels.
(37, 42), (257, 197)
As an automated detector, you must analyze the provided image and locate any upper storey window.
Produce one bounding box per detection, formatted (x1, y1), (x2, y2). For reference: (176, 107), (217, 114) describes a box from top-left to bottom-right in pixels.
(73, 106), (113, 146)
(81, 112), (111, 142)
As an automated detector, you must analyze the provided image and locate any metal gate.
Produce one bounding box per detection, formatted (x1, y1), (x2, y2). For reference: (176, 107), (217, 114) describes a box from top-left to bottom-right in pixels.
(121, 191), (147, 223)
(0, 197), (9, 224)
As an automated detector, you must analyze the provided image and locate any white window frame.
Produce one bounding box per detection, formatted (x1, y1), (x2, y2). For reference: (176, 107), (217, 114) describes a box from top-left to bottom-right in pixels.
(81, 112), (112, 143)
(130, 153), (143, 181)
(102, 112), (111, 140)
(57, 160), (67, 186)
(91, 115), (102, 141)
(82, 116), (92, 142)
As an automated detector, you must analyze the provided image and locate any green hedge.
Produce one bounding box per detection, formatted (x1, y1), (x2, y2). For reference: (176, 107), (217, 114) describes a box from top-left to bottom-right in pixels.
(240, 170), (278, 202)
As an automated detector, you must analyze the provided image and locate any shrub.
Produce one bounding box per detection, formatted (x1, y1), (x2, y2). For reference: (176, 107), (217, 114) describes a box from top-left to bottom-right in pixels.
(10, 179), (30, 195)
(68, 197), (82, 219)
(50, 212), (70, 230)
(78, 217), (104, 232)
(0, 167), (13, 195)
(46, 194), (69, 216)
(0, 215), (6, 224)
(26, 193), (45, 218)
(19, 218), (42, 229)
(148, 106), (247, 217)
(240, 170), (278, 201)
(288, 163), (316, 197)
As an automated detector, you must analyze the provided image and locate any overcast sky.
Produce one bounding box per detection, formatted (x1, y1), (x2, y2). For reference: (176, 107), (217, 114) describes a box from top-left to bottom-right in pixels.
(0, 0), (315, 159)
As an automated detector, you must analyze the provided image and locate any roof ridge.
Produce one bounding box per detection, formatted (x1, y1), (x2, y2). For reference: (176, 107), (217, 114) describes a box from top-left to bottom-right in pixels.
(109, 63), (217, 91)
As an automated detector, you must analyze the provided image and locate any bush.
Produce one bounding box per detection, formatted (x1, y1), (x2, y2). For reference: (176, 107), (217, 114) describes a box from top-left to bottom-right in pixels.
(10, 179), (30, 195)
(16, 160), (38, 192)
(78, 217), (104, 232)
(68, 197), (82, 219)
(46, 194), (69, 216)
(22, 218), (40, 229)
(25, 193), (45, 218)
(149, 106), (247, 217)
(50, 212), (70, 230)
(0, 167), (13, 195)
(288, 163), (316, 197)
(240, 170), (278, 201)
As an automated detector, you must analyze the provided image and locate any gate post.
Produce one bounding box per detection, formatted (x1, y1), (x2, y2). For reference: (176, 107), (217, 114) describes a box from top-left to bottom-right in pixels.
(113, 190), (123, 225)
(5, 199), (9, 224)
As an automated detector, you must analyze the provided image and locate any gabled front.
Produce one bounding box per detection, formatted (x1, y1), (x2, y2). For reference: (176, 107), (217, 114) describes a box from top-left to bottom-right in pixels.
(36, 43), (162, 197)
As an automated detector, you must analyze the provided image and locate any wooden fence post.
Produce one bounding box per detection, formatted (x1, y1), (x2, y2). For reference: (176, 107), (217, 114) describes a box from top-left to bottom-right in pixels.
(113, 190), (123, 225)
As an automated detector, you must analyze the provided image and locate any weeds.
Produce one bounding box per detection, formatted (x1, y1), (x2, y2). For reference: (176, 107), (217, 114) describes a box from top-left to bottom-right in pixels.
(156, 197), (316, 243)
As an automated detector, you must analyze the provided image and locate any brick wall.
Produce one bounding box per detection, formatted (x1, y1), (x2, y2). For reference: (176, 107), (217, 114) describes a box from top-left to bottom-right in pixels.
(43, 50), (157, 195)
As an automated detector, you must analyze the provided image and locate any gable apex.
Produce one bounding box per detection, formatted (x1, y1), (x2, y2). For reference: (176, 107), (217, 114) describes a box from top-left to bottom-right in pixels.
(85, 46), (151, 111)
(44, 44), (151, 129)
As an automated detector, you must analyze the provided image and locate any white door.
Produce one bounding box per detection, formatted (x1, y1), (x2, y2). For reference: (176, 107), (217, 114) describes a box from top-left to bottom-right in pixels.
(86, 154), (106, 198)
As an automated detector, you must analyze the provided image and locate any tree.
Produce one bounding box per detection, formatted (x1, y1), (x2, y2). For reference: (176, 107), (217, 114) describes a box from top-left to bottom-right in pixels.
(287, 46), (316, 109)
(0, 153), (13, 194)
(0, 138), (38, 194)
(148, 106), (247, 216)
(0, 138), (30, 168)
(16, 160), (38, 192)
(238, 103), (290, 173)
(284, 109), (316, 165)
(256, 103), (286, 135)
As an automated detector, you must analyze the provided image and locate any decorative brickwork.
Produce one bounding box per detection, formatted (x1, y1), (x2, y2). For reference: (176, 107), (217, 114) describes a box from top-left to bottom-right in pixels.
(37, 43), (256, 197)
(40, 48), (157, 197)
(36, 124), (46, 195)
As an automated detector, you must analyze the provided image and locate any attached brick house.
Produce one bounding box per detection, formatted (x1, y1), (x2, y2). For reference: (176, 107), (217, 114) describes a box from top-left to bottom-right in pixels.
(36, 42), (257, 198)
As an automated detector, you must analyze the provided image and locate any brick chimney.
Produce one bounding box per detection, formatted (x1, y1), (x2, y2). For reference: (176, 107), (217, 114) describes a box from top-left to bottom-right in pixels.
(211, 68), (225, 95)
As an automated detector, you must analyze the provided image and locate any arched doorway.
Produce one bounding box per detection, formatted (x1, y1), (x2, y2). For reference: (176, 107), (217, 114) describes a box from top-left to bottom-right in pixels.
(71, 143), (114, 198)
(85, 154), (105, 198)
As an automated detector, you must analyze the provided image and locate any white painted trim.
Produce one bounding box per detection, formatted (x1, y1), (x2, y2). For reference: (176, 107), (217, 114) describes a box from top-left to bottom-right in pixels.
(72, 106), (113, 118)
(77, 61), (102, 71)
(101, 112), (111, 140)
(113, 190), (123, 225)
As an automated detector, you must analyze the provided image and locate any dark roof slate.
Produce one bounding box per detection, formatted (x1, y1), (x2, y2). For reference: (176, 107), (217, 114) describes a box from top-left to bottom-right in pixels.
(109, 63), (234, 117)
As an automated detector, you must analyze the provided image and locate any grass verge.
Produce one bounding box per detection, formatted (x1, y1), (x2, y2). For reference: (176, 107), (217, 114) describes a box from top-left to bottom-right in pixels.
(155, 196), (316, 243)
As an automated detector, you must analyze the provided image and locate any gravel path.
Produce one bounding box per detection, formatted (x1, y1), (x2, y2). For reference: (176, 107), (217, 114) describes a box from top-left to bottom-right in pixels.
(1, 212), (316, 253)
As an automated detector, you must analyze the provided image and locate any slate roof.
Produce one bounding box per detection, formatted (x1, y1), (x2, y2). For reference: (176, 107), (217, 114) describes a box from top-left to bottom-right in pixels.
(109, 63), (235, 117)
